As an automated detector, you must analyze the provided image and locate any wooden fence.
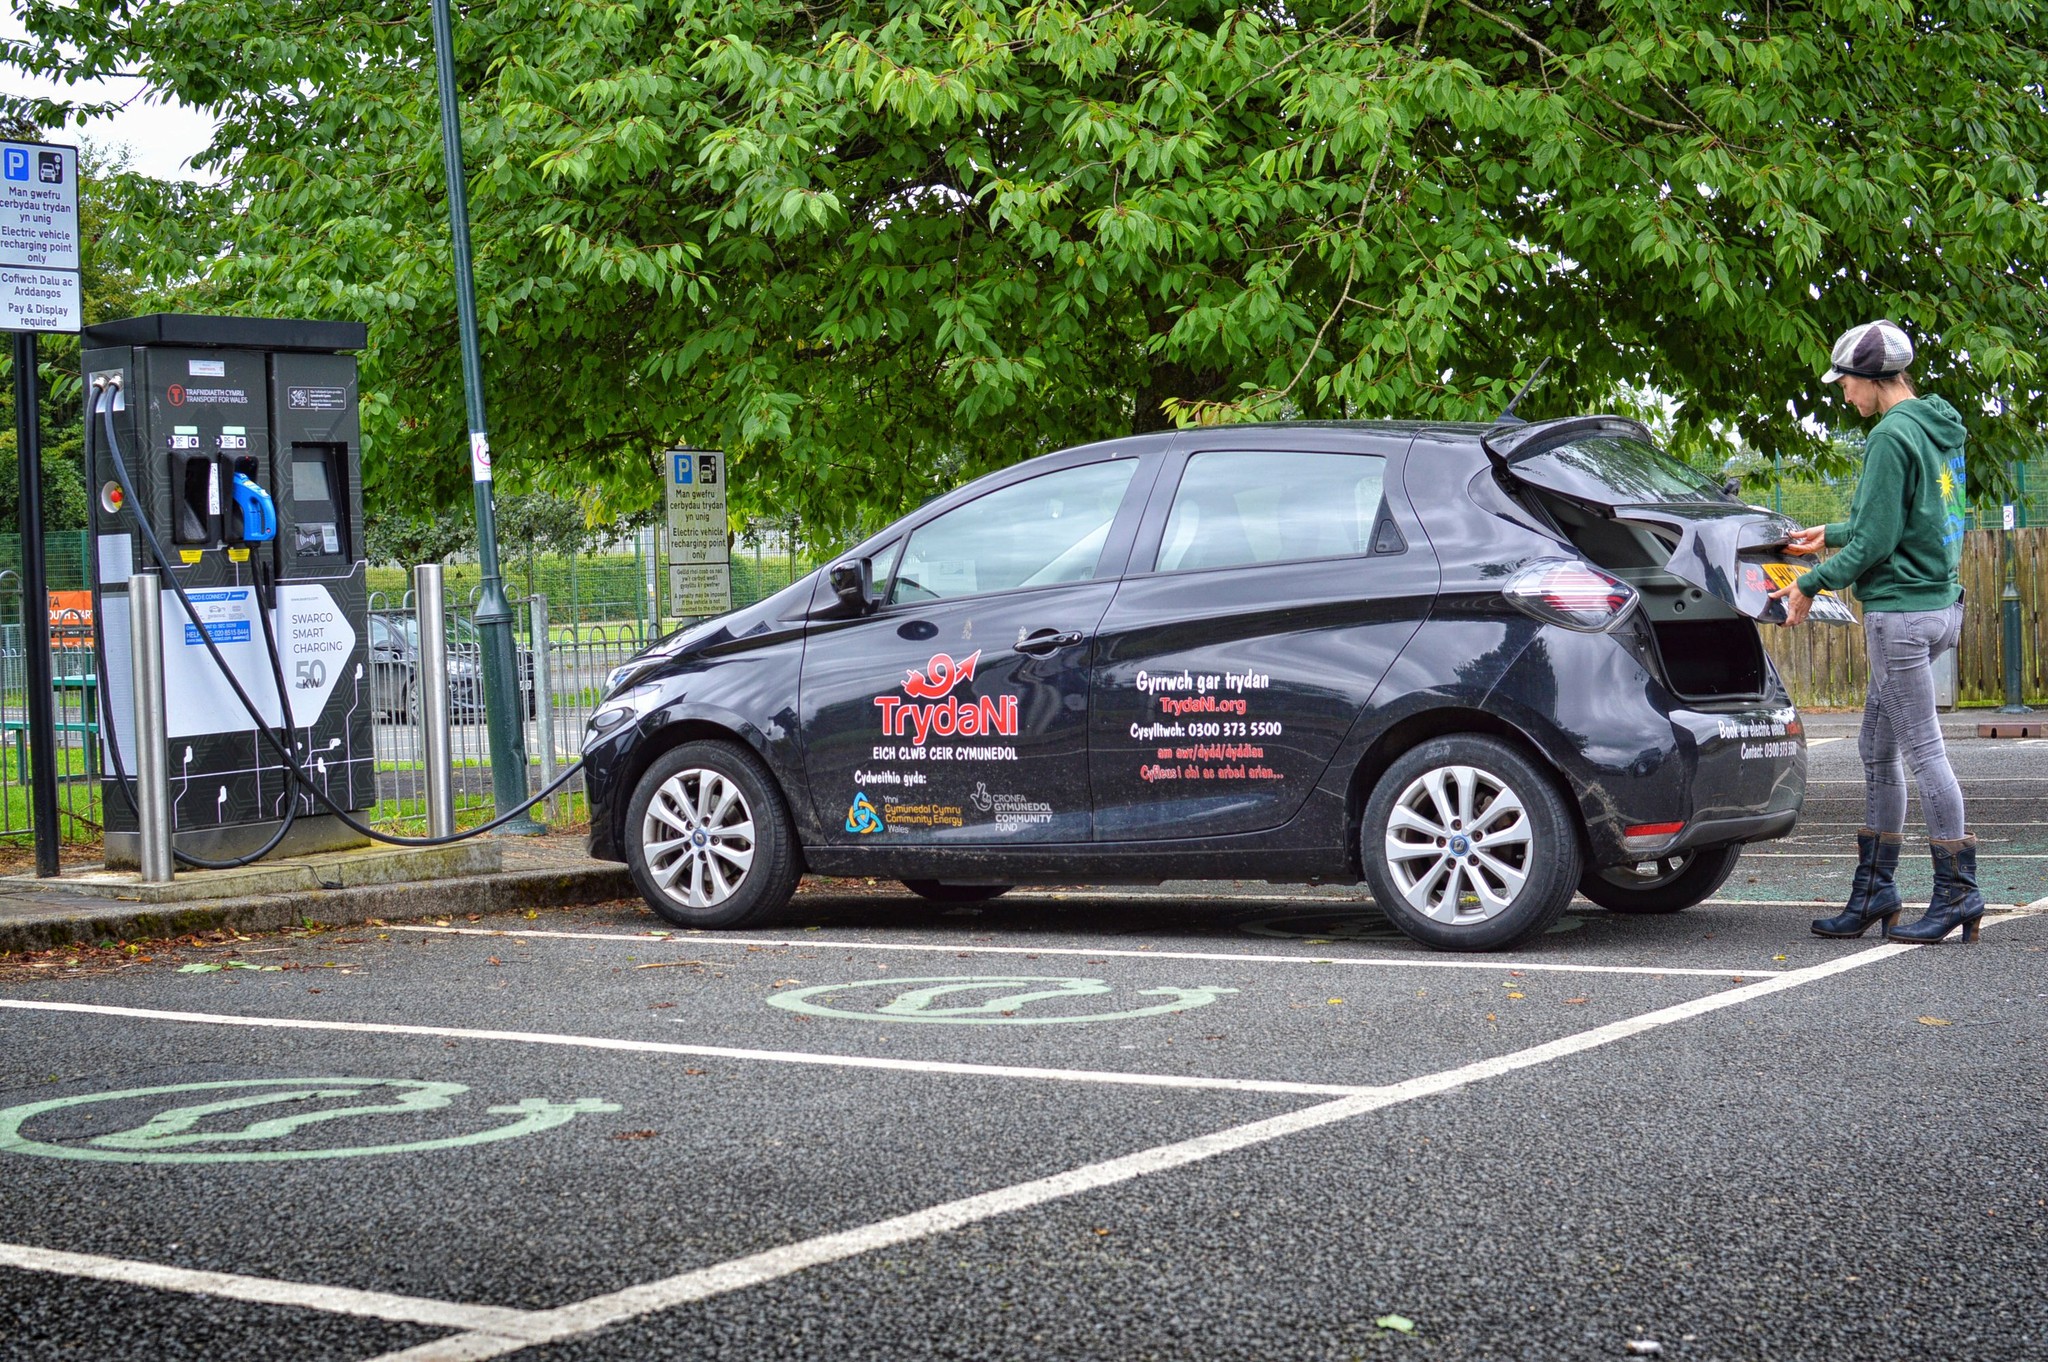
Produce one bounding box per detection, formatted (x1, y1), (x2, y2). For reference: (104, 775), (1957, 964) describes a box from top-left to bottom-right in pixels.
(1762, 527), (2048, 709)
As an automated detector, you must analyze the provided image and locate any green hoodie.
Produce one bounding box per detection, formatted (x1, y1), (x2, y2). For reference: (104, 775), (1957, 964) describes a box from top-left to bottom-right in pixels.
(1797, 394), (1967, 612)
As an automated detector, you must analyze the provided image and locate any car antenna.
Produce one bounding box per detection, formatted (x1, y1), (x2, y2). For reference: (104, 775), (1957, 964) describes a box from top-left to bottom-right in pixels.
(1493, 357), (1553, 426)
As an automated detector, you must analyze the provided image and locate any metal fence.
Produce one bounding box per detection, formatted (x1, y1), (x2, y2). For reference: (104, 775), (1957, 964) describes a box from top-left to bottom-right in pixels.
(0, 569), (107, 844)
(364, 589), (655, 834)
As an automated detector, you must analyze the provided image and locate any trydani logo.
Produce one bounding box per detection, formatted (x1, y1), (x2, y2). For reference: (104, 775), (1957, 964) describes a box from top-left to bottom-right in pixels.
(904, 650), (980, 699)
(845, 792), (884, 834)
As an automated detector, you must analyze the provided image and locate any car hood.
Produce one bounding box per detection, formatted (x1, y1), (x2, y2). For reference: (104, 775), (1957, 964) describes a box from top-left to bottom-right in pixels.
(601, 571), (819, 694)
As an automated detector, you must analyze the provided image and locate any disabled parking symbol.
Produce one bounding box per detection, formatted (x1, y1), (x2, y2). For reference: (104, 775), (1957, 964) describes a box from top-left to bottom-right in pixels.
(0, 1078), (620, 1164)
(766, 975), (1238, 1025)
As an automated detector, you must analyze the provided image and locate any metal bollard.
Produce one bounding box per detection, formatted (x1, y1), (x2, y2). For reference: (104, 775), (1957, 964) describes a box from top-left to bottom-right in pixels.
(415, 563), (456, 838)
(529, 593), (558, 823)
(129, 571), (173, 883)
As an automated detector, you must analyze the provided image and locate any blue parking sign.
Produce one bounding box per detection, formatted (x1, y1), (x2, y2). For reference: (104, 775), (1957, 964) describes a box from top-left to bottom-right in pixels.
(672, 451), (693, 486)
(3, 148), (27, 181)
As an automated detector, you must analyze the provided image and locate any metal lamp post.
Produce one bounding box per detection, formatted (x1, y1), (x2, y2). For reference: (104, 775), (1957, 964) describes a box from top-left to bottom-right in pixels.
(429, 0), (542, 831)
(2000, 458), (2033, 714)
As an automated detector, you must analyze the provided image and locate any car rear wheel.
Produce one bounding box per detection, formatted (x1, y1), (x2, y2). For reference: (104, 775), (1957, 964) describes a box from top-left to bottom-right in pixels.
(1578, 843), (1742, 914)
(1361, 736), (1581, 952)
(625, 741), (800, 929)
(900, 880), (1013, 903)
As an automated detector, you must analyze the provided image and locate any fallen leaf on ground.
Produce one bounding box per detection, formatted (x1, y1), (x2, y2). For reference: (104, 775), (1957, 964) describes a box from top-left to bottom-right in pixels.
(1563, 997), (1588, 1005)
(772, 978), (801, 987)
(486, 957), (501, 966)
(177, 963), (221, 973)
(1375, 1314), (1415, 1333)
(1327, 998), (1344, 1006)
(1917, 1016), (1952, 1026)
(683, 1068), (706, 1075)
(1505, 991), (1525, 999)
(611, 1130), (658, 1141)
(634, 960), (707, 970)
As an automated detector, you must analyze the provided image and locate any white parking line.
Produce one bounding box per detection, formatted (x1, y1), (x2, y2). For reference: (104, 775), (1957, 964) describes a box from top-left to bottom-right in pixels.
(382, 924), (1782, 978)
(0, 1000), (1374, 1098)
(364, 935), (1933, 1362)
(0, 1241), (547, 1341)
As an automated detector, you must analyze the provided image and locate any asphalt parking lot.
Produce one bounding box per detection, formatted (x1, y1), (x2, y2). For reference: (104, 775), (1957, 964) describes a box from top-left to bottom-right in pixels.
(3, 727), (2043, 1361)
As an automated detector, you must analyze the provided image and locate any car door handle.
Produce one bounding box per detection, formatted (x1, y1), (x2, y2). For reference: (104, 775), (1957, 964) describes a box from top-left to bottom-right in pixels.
(1015, 628), (1085, 656)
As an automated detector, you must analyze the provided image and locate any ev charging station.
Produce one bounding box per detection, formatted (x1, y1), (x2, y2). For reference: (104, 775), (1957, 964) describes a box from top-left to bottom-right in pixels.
(83, 314), (376, 865)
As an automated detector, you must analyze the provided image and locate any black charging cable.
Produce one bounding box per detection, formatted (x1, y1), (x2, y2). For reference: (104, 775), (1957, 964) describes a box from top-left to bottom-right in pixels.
(90, 380), (587, 853)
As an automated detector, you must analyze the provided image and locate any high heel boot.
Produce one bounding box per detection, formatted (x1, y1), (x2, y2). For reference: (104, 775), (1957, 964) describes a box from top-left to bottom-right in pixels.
(1811, 830), (1903, 938)
(1888, 836), (1987, 944)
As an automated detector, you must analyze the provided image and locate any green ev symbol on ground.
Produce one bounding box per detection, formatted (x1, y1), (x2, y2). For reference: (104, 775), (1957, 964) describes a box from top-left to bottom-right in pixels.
(0, 1079), (620, 1165)
(766, 975), (1238, 1024)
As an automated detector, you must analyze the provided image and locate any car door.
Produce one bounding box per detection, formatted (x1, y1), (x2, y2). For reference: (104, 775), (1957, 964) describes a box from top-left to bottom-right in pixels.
(1090, 437), (1437, 841)
(800, 455), (1149, 845)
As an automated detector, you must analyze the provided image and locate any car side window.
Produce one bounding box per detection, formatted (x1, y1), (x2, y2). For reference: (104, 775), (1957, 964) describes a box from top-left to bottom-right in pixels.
(891, 460), (1138, 604)
(1154, 451), (1387, 573)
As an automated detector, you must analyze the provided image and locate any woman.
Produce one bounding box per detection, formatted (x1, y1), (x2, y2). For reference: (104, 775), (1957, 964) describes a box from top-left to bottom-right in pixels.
(1768, 319), (1982, 944)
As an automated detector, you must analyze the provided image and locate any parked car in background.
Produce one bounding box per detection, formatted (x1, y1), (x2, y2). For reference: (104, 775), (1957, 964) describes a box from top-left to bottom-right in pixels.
(370, 613), (535, 722)
(581, 415), (1845, 951)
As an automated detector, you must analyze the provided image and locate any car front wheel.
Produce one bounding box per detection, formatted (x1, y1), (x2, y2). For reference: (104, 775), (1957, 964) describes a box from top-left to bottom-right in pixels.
(625, 740), (800, 929)
(1578, 844), (1742, 914)
(1361, 736), (1581, 952)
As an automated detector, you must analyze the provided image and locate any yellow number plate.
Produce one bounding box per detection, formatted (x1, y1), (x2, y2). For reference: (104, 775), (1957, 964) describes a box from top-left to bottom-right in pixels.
(1760, 563), (1804, 591)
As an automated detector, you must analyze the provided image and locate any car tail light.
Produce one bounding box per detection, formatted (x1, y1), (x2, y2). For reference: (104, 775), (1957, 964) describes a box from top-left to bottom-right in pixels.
(1503, 558), (1639, 632)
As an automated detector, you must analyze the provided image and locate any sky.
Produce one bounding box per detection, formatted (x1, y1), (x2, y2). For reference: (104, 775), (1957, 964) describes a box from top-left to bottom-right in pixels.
(3, 13), (217, 182)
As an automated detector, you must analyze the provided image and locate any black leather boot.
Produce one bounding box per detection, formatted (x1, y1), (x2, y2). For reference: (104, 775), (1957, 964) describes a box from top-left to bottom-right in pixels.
(1811, 830), (1903, 938)
(1888, 836), (1987, 945)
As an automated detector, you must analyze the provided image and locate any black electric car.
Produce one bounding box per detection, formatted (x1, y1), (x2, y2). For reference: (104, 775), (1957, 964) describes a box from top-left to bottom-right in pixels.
(581, 416), (1848, 951)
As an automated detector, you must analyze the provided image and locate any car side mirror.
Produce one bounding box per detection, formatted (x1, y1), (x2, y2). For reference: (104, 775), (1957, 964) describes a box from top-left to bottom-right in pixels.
(828, 559), (876, 614)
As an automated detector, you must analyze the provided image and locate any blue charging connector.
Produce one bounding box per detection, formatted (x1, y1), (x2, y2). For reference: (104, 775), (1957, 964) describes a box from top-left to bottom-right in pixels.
(232, 473), (279, 543)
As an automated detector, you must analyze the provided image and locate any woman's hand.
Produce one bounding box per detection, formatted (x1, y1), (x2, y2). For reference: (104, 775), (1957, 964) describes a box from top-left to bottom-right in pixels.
(1767, 580), (1814, 627)
(1782, 525), (1827, 556)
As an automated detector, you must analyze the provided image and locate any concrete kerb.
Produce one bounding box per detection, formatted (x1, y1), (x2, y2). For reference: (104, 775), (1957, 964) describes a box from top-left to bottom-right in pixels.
(0, 838), (634, 955)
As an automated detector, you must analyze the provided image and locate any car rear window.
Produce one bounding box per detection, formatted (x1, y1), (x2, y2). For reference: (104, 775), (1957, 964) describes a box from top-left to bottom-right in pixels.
(1155, 451), (1386, 573)
(1522, 435), (1722, 504)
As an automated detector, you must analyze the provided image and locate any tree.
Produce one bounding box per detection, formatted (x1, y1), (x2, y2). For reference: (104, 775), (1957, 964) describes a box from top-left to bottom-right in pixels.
(10, 1), (2046, 540)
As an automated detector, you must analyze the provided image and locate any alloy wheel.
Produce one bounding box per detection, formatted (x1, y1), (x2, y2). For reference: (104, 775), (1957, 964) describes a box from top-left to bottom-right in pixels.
(1382, 764), (1534, 924)
(641, 767), (758, 908)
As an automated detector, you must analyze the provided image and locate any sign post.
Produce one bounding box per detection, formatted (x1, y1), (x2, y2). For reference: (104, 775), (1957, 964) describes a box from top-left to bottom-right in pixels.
(3, 138), (82, 877)
(665, 448), (731, 619)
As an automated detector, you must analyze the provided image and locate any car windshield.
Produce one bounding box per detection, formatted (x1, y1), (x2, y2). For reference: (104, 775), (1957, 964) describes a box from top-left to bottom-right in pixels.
(1525, 435), (1724, 504)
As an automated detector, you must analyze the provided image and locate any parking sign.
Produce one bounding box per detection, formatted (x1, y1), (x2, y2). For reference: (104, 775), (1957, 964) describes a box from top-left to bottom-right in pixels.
(665, 448), (731, 617)
(0, 139), (81, 333)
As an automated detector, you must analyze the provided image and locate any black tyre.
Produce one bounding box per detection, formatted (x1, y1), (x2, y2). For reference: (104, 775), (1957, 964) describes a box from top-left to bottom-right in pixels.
(1579, 843), (1742, 914)
(1360, 735), (1582, 951)
(901, 880), (1014, 903)
(400, 679), (417, 726)
(625, 740), (801, 929)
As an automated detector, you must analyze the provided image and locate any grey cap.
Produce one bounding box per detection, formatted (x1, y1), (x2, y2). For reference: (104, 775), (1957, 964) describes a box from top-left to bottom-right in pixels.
(1822, 319), (1914, 382)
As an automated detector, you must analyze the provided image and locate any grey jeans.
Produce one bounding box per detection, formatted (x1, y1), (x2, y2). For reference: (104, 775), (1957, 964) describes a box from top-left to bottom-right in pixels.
(1860, 602), (1967, 840)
